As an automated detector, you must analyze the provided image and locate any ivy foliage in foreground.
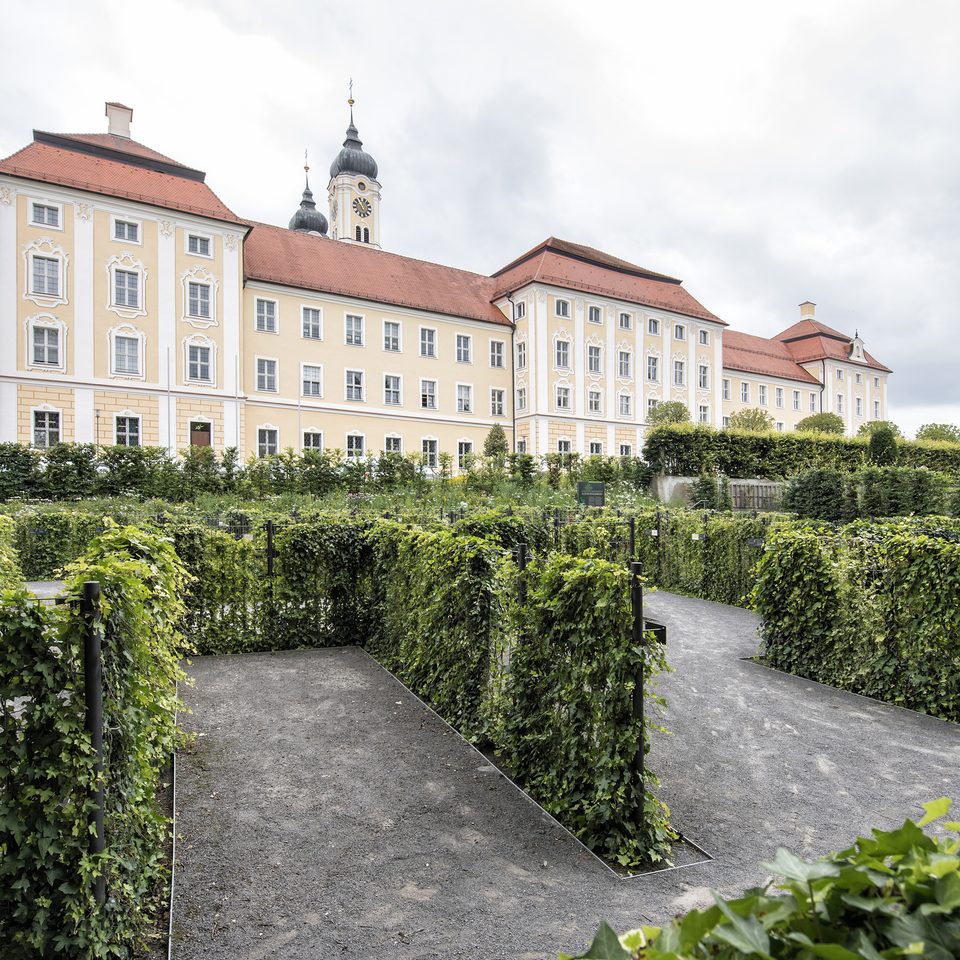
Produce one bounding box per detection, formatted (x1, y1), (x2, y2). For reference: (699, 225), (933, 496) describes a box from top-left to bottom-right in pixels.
(562, 797), (959, 960)
(0, 514), (21, 588)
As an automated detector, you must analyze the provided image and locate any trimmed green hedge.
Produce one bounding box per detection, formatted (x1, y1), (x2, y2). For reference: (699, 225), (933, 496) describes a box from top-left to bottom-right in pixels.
(0, 523), (187, 957)
(643, 424), (960, 478)
(564, 797), (959, 959)
(0, 515), (22, 589)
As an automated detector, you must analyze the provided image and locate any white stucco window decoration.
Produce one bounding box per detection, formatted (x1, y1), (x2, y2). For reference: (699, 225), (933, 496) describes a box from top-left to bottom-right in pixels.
(108, 323), (146, 380)
(181, 265), (219, 328)
(106, 253), (148, 319)
(183, 334), (217, 386)
(24, 314), (67, 372)
(23, 237), (69, 307)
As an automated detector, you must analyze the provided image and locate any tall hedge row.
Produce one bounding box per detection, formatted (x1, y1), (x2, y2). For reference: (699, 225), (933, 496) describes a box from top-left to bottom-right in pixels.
(0, 524), (188, 957)
(0, 515), (22, 589)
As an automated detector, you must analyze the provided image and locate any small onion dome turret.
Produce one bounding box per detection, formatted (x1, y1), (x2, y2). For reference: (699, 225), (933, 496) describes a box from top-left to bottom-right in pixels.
(329, 119), (378, 180)
(288, 177), (328, 235)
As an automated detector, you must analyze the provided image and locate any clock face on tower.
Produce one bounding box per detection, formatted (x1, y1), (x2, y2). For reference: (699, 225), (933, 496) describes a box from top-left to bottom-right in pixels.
(352, 197), (372, 218)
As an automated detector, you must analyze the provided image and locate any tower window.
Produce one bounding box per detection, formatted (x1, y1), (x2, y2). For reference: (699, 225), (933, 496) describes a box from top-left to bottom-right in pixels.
(355, 225), (362, 241)
(363, 227), (370, 243)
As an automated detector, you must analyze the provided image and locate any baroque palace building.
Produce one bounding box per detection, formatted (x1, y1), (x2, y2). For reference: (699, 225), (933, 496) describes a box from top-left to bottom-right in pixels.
(0, 101), (891, 464)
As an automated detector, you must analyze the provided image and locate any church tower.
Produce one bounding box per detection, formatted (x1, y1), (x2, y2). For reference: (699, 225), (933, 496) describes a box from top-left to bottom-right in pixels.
(328, 88), (381, 247)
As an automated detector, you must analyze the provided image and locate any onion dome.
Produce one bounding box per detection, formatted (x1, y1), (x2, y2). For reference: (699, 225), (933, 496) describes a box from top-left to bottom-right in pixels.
(329, 106), (378, 180)
(288, 172), (328, 235)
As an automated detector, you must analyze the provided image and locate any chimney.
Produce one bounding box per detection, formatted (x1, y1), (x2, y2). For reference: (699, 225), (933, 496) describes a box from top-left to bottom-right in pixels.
(799, 300), (816, 319)
(105, 102), (133, 139)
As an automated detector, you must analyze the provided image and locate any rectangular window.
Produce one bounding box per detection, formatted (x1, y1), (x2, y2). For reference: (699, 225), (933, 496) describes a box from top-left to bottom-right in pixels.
(589, 441), (602, 455)
(517, 341), (527, 368)
(619, 393), (632, 417)
(698, 404), (709, 424)
(188, 344), (211, 382)
(648, 317), (660, 336)
(32, 326), (59, 366)
(699, 329), (710, 345)
(514, 301), (526, 320)
(114, 219), (139, 242)
(874, 377), (880, 388)
(420, 327), (436, 357)
(555, 299), (570, 318)
(188, 234), (211, 257)
(114, 335), (140, 376)
(588, 345), (602, 374)
(115, 416), (140, 446)
(383, 320), (400, 351)
(759, 384), (768, 406)
(741, 382), (750, 403)
(32, 256), (59, 296)
(31, 202), (59, 227)
(345, 369), (364, 401)
(836, 369), (844, 381)
(257, 428), (278, 457)
(489, 340), (505, 368)
(855, 372), (862, 384)
(588, 390), (601, 413)
(874, 399), (880, 418)
(255, 299), (277, 332)
(345, 313), (364, 345)
(558, 439), (571, 453)
(516, 439), (527, 453)
(457, 441), (473, 469)
(33, 410), (60, 448)
(420, 379), (437, 409)
(302, 307), (322, 339)
(256, 357), (277, 392)
(456, 333), (472, 363)
(114, 269), (139, 308)
(384, 374), (401, 405)
(647, 356), (659, 382)
(775, 386), (784, 408)
(346, 434), (365, 458)
(303, 431), (323, 450)
(856, 396), (863, 417)
(421, 438), (438, 468)
(722, 378), (731, 400)
(836, 393), (844, 414)
(517, 386), (527, 410)
(810, 393), (817, 412)
(619, 312), (632, 330)
(793, 390), (801, 411)
(698, 364), (709, 389)
(556, 340), (570, 368)
(384, 435), (402, 453)
(588, 305), (602, 324)
(490, 388), (504, 416)
(302, 364), (322, 396)
(556, 386), (570, 410)
(674, 324), (685, 341)
(776, 422), (784, 432)
(457, 384), (473, 413)
(673, 360), (685, 386)
(723, 416), (730, 428)
(647, 398), (659, 416)
(619, 443), (632, 456)
(618, 351), (631, 378)
(188, 282), (210, 318)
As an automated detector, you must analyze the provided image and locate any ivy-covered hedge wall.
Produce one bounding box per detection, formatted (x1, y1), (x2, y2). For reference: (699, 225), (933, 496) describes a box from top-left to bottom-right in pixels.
(0, 514), (22, 589)
(753, 520), (960, 721)
(0, 523), (187, 957)
(643, 423), (960, 478)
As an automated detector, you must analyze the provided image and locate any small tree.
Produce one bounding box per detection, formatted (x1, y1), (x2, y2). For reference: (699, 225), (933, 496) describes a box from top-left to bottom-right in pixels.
(727, 408), (774, 432)
(868, 424), (898, 465)
(857, 420), (902, 439)
(647, 401), (691, 426)
(795, 412), (845, 434)
(916, 422), (960, 444)
(483, 423), (509, 461)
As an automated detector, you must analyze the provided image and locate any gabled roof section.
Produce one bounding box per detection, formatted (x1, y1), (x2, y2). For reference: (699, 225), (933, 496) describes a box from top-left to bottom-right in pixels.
(0, 132), (244, 226)
(723, 330), (821, 384)
(774, 318), (892, 373)
(491, 236), (723, 324)
(244, 222), (510, 327)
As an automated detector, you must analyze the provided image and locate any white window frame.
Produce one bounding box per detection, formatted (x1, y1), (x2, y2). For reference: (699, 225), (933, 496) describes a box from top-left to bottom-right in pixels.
(255, 355), (279, 393)
(457, 439), (474, 470)
(759, 384), (768, 406)
(674, 323), (686, 341)
(873, 399), (881, 419)
(517, 386), (527, 411)
(555, 298), (570, 318)
(344, 312), (365, 346)
(383, 372), (403, 406)
(555, 384), (571, 411)
(588, 388), (602, 414)
(384, 433), (403, 454)
(618, 349), (632, 380)
(31, 406), (61, 448)
(810, 393), (817, 412)
(722, 378), (731, 401)
(855, 372), (862, 384)
(698, 364), (709, 389)
(29, 199), (63, 230)
(589, 440), (603, 455)
(106, 253), (147, 319)
(775, 422), (784, 432)
(345, 432), (366, 459)
(185, 232), (214, 259)
(489, 339), (506, 368)
(836, 393), (844, 414)
(647, 397), (660, 417)
(698, 404), (710, 424)
(514, 300), (526, 320)
(673, 360), (685, 387)
(456, 382), (473, 414)
(421, 436), (439, 469)
(557, 438), (572, 454)
(302, 430), (324, 451)
(383, 319), (402, 352)
(181, 266), (218, 327)
(108, 323), (146, 380)
(516, 339), (527, 369)
(301, 304), (323, 340)
(419, 326), (437, 358)
(618, 311), (632, 330)
(775, 386), (784, 408)
(647, 355), (659, 382)
(741, 382), (750, 403)
(24, 238), (69, 307)
(618, 390), (633, 418)
(184, 334), (216, 386)
(24, 315), (67, 372)
(793, 390), (801, 411)
(699, 329), (710, 346)
(114, 412), (142, 447)
(516, 438), (527, 453)
(856, 396), (863, 418)
(490, 388), (505, 417)
(257, 425), (279, 457)
(301, 362), (323, 398)
(555, 339), (571, 370)
(345, 368), (365, 402)
(456, 333), (472, 363)
(587, 304), (602, 324)
(111, 215), (142, 244)
(420, 378), (438, 410)
(619, 443), (633, 457)
(255, 297), (279, 334)
(647, 316), (660, 336)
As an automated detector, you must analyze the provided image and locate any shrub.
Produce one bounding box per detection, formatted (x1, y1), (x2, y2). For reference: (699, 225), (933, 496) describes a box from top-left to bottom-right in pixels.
(0, 515), (22, 589)
(916, 422), (960, 443)
(726, 408), (773, 432)
(857, 419), (902, 438)
(483, 423), (509, 461)
(647, 401), (691, 426)
(868, 423), (899, 465)
(12, 509), (105, 579)
(795, 412), (845, 434)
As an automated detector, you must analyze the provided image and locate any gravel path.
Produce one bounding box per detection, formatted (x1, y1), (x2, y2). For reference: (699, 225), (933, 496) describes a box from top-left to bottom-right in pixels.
(171, 592), (959, 959)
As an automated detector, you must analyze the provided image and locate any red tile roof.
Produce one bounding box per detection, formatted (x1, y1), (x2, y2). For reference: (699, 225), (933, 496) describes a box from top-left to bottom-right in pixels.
(243, 222), (510, 326)
(774, 318), (891, 373)
(722, 330), (821, 384)
(491, 236), (724, 324)
(0, 137), (244, 226)
(34, 131), (195, 170)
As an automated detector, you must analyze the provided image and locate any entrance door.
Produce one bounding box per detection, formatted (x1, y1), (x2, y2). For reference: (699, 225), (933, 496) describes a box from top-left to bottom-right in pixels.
(190, 421), (212, 447)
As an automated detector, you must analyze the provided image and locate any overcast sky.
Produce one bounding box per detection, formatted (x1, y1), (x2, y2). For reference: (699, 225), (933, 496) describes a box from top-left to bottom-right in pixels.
(3, 0), (958, 436)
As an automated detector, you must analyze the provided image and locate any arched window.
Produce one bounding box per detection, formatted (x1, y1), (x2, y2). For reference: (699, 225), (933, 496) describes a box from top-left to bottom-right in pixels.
(355, 225), (362, 241)
(363, 227), (370, 243)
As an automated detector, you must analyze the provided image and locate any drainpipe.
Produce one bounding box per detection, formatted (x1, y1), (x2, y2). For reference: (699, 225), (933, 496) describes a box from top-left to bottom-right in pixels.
(820, 359), (826, 412)
(507, 293), (517, 453)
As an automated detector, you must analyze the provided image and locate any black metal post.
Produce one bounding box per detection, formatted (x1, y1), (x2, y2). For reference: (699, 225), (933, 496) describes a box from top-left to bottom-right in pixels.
(553, 510), (560, 548)
(82, 581), (106, 906)
(266, 520), (275, 577)
(701, 512), (710, 596)
(517, 542), (528, 606)
(630, 561), (646, 835)
(655, 510), (663, 584)
(628, 515), (636, 561)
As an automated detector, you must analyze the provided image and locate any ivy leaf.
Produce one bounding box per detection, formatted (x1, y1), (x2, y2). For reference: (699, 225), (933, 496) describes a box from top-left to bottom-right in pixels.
(570, 921), (631, 959)
(786, 933), (864, 960)
(711, 899), (773, 958)
(918, 797), (952, 827)
(763, 848), (841, 882)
